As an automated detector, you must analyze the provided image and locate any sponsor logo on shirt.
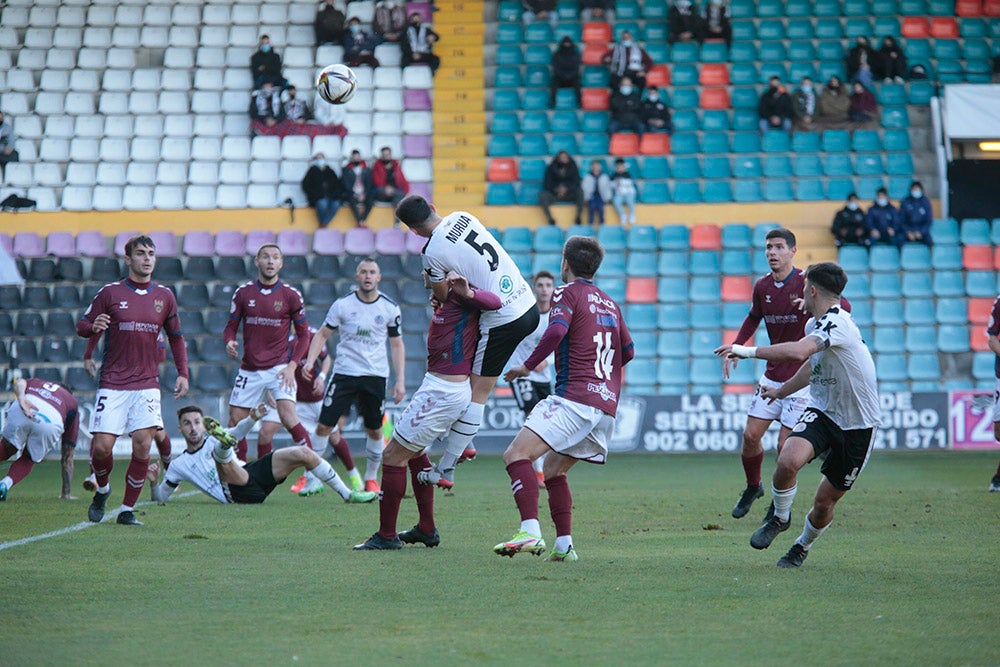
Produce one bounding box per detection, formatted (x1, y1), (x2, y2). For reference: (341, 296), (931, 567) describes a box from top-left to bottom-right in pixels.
(587, 293), (616, 310)
(587, 381), (617, 402)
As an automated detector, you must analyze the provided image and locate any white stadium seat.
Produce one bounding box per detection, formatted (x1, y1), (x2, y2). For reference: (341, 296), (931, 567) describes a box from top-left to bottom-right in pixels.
(195, 69), (225, 91)
(16, 116), (44, 140)
(194, 115), (224, 138)
(0, 28), (18, 49)
(251, 136), (281, 160)
(260, 4), (289, 25)
(279, 159), (309, 183)
(107, 48), (137, 69)
(168, 27), (199, 48)
(223, 114), (250, 137)
(130, 138), (161, 162)
(4, 164), (33, 188)
(99, 138), (130, 162)
(7, 70), (35, 92)
(66, 163), (98, 186)
(77, 49), (107, 69)
(197, 48), (226, 69)
(219, 161), (249, 184)
(163, 115), (195, 138)
(162, 70), (193, 92)
(284, 68), (313, 91)
(223, 69), (254, 91)
(62, 186), (94, 211)
(402, 66), (434, 89)
(115, 5), (144, 26)
(373, 69), (403, 89)
(130, 92), (160, 115)
(281, 136), (312, 161)
(351, 66), (376, 90)
(374, 44), (402, 67)
(24, 27), (54, 49)
(222, 137), (251, 161)
(201, 26), (229, 45)
(111, 27), (141, 48)
(288, 3), (316, 24)
(221, 91), (249, 114)
(311, 136), (342, 159)
(75, 116), (105, 139)
(16, 49), (46, 70)
(185, 185), (217, 210)
(403, 158), (433, 182)
(341, 135), (373, 160)
(158, 92), (189, 114)
(341, 90), (374, 113)
(28, 187), (59, 212)
(229, 26), (259, 48)
(202, 5), (232, 25)
(126, 163), (158, 185)
(225, 47), (254, 69)
(143, 6), (172, 26)
(249, 161), (279, 184)
(232, 5), (260, 25)
(278, 183), (309, 208)
(14, 140), (37, 162)
(140, 27), (169, 49)
(188, 162), (220, 186)
(123, 185), (154, 211)
(35, 92), (68, 115)
(69, 70), (100, 92)
(83, 27), (112, 48)
(371, 134), (403, 158)
(171, 6), (202, 26)
(402, 111), (433, 134)
(156, 162), (188, 186)
(163, 48), (195, 70)
(43, 116), (75, 140)
(283, 47), (313, 68)
(216, 185), (247, 209)
(34, 163), (64, 187)
(57, 6), (86, 27)
(92, 186), (124, 211)
(343, 112), (373, 135)
(4, 7), (29, 27)
(1, 93), (30, 116)
(86, 6), (115, 27)
(103, 70), (133, 92)
(316, 45), (345, 67)
(99, 92), (129, 115)
(133, 115), (165, 138)
(153, 185), (185, 211)
(103, 115), (135, 139)
(372, 112), (402, 135)
(191, 137), (222, 161)
(191, 92), (223, 114)
(247, 185), (278, 209)
(161, 138), (192, 162)
(264, 27), (287, 46)
(345, 0), (375, 23)
(46, 49), (77, 70)
(53, 28), (83, 49)
(96, 163), (127, 186)
(133, 69), (162, 92)
(373, 88), (404, 112)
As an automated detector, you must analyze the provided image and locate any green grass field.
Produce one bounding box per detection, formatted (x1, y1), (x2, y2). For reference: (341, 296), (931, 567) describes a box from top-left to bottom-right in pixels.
(1, 451), (998, 666)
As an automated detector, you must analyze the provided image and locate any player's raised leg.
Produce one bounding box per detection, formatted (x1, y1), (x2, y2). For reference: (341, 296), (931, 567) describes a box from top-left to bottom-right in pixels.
(777, 477), (844, 568)
(751, 436), (812, 550)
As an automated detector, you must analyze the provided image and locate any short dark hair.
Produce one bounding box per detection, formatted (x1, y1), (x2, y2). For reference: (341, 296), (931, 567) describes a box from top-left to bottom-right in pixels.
(765, 227), (796, 248)
(124, 235), (155, 257)
(877, 187), (888, 196)
(805, 262), (848, 296)
(177, 405), (203, 420)
(395, 194), (433, 229)
(847, 192), (858, 200)
(910, 180), (923, 189)
(256, 243), (282, 259)
(533, 270), (555, 284)
(614, 158), (626, 165)
(563, 236), (604, 279)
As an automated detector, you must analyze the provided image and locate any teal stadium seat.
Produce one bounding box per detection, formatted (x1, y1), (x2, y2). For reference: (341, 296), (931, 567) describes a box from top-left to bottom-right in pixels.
(657, 331), (690, 358)
(844, 0), (871, 14)
(488, 135), (517, 156)
(721, 250), (752, 274)
(904, 326), (937, 353)
(565, 224), (596, 238)
(732, 132), (761, 153)
(487, 183), (516, 205)
(524, 23), (553, 43)
(855, 154), (886, 176)
(973, 352), (995, 381)
(887, 154), (914, 176)
(658, 278), (689, 304)
(657, 358), (689, 388)
(689, 329), (722, 358)
(871, 273), (902, 298)
(722, 302), (748, 328)
(502, 227), (533, 253)
(961, 19), (988, 38)
(899, 245), (931, 272)
(702, 110), (731, 131)
(817, 41), (844, 61)
(612, 22), (640, 41)
(672, 89), (700, 109)
(521, 112), (548, 133)
(757, 20), (785, 40)
(642, 157), (669, 179)
(759, 42), (787, 61)
(616, 0), (640, 19)
(703, 182), (734, 203)
(496, 24), (524, 43)
(838, 246), (870, 272)
(908, 354), (940, 381)
(731, 88), (761, 110)
(877, 85), (907, 107)
(657, 225), (689, 250)
(991, 218), (1000, 245)
(828, 179), (856, 200)
(845, 18), (872, 38)
(852, 130), (882, 152)
(785, 0), (811, 15)
(901, 272), (933, 297)
(814, 0), (844, 15)
(597, 226), (626, 252)
(825, 154), (854, 177)
(850, 300), (873, 326)
(729, 0), (754, 18)
(762, 132), (790, 152)
(580, 133), (608, 155)
(672, 110), (699, 132)
(936, 298), (967, 324)
(691, 304), (722, 328)
(856, 178), (884, 201)
(733, 109), (759, 131)
(873, 0), (899, 12)
(764, 180), (794, 201)
(764, 156), (793, 178)
(671, 42), (699, 64)
(626, 225), (660, 252)
(818, 61), (845, 82)
(554, 22), (581, 41)
(759, 62), (789, 83)
(491, 112), (519, 133)
(873, 300), (904, 326)
(498, 2), (521, 21)
(959, 218), (991, 245)
(700, 42), (728, 62)
(883, 129), (911, 152)
(907, 81), (935, 105)
(639, 182), (670, 204)
(702, 157), (732, 179)
(495, 45), (523, 66)
(556, 1), (577, 19)
(671, 65), (699, 86)
(534, 225), (564, 252)
(873, 17), (900, 36)
(643, 0), (669, 19)
(517, 183), (543, 205)
(581, 112), (608, 132)
(645, 43), (669, 63)
(794, 155), (823, 177)
(788, 41), (816, 61)
(930, 218), (959, 244)
(822, 130), (851, 152)
(492, 90), (520, 111)
(733, 156), (763, 178)
(602, 278), (626, 303)
(626, 252), (658, 277)
(933, 40), (962, 60)
(582, 66), (610, 87)
(730, 181), (761, 202)
(625, 304), (658, 331)
(882, 107), (910, 128)
(787, 20), (814, 39)
(518, 135), (548, 156)
(887, 176), (911, 200)
(549, 89), (574, 110)
(525, 66), (551, 87)
(532, 252), (562, 276)
(549, 134), (578, 154)
(788, 62), (819, 83)
(796, 180), (826, 200)
(600, 252), (627, 277)
(932, 245), (962, 270)
(701, 133), (729, 154)
(658, 250), (692, 274)
(874, 326), (905, 354)
(730, 64), (760, 86)
(815, 18), (844, 39)
(630, 331), (658, 359)
(932, 272), (963, 299)
(729, 43), (758, 63)
(519, 158), (546, 182)
(937, 325), (970, 354)
(642, 23), (669, 43)
(671, 133), (700, 155)
(876, 354), (908, 382)
(690, 276), (721, 302)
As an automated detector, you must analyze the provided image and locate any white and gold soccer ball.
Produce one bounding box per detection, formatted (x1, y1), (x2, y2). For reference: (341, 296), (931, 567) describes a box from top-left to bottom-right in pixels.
(316, 64), (359, 105)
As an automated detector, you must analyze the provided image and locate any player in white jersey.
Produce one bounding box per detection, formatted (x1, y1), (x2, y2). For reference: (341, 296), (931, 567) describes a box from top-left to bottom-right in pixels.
(396, 195), (540, 483)
(303, 258), (405, 493)
(716, 262), (879, 568)
(147, 404), (376, 505)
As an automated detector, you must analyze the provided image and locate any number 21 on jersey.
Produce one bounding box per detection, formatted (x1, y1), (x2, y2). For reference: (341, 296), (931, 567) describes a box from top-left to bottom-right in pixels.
(593, 332), (615, 380)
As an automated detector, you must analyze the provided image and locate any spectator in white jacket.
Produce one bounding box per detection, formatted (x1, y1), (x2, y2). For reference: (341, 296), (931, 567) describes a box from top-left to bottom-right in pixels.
(581, 160), (612, 227)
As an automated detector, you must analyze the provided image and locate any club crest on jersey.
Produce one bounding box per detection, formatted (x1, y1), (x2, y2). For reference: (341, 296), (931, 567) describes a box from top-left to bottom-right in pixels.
(374, 314), (385, 324)
(274, 300), (283, 312)
(154, 299), (164, 313)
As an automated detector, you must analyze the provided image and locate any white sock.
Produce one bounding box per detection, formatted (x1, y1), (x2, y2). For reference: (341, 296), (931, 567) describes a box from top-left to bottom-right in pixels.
(554, 535), (573, 552)
(120, 504), (134, 512)
(520, 518), (541, 537)
(364, 436), (383, 481)
(772, 483), (798, 521)
(213, 441), (236, 464)
(97, 483), (111, 494)
(439, 402), (484, 471)
(309, 459), (352, 499)
(304, 469), (318, 483)
(0, 475), (12, 488)
(795, 515), (827, 550)
(532, 455), (545, 473)
(347, 467), (359, 478)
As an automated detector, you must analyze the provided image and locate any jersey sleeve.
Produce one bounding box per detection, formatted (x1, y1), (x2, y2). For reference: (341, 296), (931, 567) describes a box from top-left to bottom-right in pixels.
(422, 251), (449, 283)
(163, 462), (186, 487)
(77, 286), (110, 337)
(323, 299), (340, 330)
(809, 313), (852, 350)
(387, 302), (402, 337)
(548, 286), (575, 328)
(63, 404), (80, 446)
(988, 297), (1000, 337)
(223, 289), (243, 342)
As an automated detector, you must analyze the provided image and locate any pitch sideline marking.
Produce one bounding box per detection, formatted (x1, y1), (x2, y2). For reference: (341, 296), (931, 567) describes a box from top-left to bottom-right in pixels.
(0, 490), (200, 552)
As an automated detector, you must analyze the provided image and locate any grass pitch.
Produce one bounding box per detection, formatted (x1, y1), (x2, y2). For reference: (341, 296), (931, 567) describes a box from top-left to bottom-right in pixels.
(1, 451), (998, 666)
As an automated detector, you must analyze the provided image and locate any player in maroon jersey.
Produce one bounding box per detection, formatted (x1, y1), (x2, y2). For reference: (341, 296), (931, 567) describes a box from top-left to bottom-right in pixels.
(353, 272), (502, 550)
(0, 374), (79, 501)
(76, 235), (189, 526)
(223, 243), (313, 462)
(985, 295), (1000, 492)
(724, 227), (850, 520)
(493, 236), (634, 561)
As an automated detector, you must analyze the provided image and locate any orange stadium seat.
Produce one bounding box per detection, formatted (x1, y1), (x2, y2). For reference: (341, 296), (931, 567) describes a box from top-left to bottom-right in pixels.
(721, 276), (753, 302)
(700, 87), (731, 109)
(645, 65), (671, 87)
(963, 245), (993, 270)
(582, 22), (613, 43)
(724, 384), (756, 394)
(969, 298), (994, 324)
(930, 17), (960, 38)
(699, 63), (730, 86)
(582, 43), (609, 65)
(956, 0), (984, 15)
(987, 0), (1000, 15)
(723, 329), (753, 346)
(610, 133), (640, 155)
(487, 158), (518, 182)
(970, 326), (991, 352)
(639, 133), (670, 154)
(901, 17), (930, 37)
(993, 246), (1000, 269)
(689, 224), (722, 250)
(625, 278), (658, 303)
(582, 87), (611, 110)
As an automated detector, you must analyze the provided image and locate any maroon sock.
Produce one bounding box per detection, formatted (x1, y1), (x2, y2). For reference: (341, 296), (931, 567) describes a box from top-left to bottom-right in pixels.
(506, 459), (540, 522)
(545, 473), (573, 537)
(378, 464), (407, 539)
(156, 432), (172, 469)
(257, 439), (273, 459)
(742, 452), (765, 487)
(408, 453), (435, 533)
(332, 435), (355, 470)
(236, 438), (248, 462)
(122, 455), (149, 508)
(289, 423), (312, 450)
(92, 451), (114, 488)
(995, 459), (1000, 476)
(7, 456), (35, 485)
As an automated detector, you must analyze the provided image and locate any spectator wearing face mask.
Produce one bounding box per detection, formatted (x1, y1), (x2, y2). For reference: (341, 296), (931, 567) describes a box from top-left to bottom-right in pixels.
(344, 17), (380, 68)
(550, 36), (582, 108)
(402, 13), (440, 73)
(341, 150), (375, 226)
(539, 150), (584, 226)
(604, 29), (653, 89)
(848, 81), (879, 125)
(758, 76), (793, 133)
(641, 88), (673, 134)
(302, 153), (347, 228)
(581, 160), (612, 226)
(608, 76), (645, 135)
(792, 77), (817, 130)
(315, 0), (347, 46)
(816, 76), (851, 129)
(668, 0), (702, 44)
(831, 193), (868, 247)
(875, 36), (908, 83)
(282, 86), (313, 124)
(846, 36), (877, 87)
(372, 146), (410, 209)
(897, 181), (933, 246)
(699, 0), (731, 47)
(864, 188), (900, 247)
(250, 35), (288, 88)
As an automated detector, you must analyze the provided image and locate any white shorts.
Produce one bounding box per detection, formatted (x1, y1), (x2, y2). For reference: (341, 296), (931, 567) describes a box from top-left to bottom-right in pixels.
(747, 376), (811, 429)
(90, 388), (163, 436)
(262, 400), (321, 434)
(2, 400), (64, 462)
(393, 374), (472, 452)
(230, 366), (296, 408)
(522, 394), (614, 464)
(992, 379), (1000, 423)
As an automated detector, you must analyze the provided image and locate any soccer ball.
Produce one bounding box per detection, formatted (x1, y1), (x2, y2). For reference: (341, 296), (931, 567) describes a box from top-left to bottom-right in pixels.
(316, 64), (358, 105)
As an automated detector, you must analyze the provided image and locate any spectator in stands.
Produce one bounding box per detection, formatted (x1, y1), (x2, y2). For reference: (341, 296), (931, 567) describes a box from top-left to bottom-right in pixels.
(667, 0), (702, 44)
(875, 36), (908, 83)
(993, 54), (1000, 84)
(372, 146), (410, 209)
(539, 150), (584, 226)
(581, 160), (612, 226)
(604, 30), (653, 89)
(0, 111), (19, 175)
(312, 90), (349, 137)
(608, 76), (645, 135)
(699, 0), (731, 47)
(282, 86), (313, 124)
(579, 0), (615, 23)
(523, 0), (558, 26)
(342, 150), (375, 226)
(848, 81), (878, 125)
(640, 88), (673, 134)
(374, 0), (407, 43)
(302, 153), (347, 228)
(250, 35), (287, 88)
(831, 193), (868, 247)
(610, 158), (637, 226)
(758, 76), (793, 133)
(816, 76), (851, 129)
(402, 13), (440, 73)
(897, 180), (933, 247)
(249, 82), (285, 128)
(864, 188), (900, 247)
(550, 36), (582, 108)
(315, 0), (347, 46)
(792, 76), (817, 131)
(846, 36), (876, 87)
(344, 17), (381, 68)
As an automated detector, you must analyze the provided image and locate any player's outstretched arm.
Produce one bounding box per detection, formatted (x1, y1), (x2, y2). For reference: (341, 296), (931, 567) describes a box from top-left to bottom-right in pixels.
(147, 462), (175, 504)
(303, 325), (333, 380)
(716, 335), (822, 365)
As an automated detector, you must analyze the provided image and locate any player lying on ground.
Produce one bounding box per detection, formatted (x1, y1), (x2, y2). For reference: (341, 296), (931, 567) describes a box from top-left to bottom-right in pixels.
(147, 403), (377, 506)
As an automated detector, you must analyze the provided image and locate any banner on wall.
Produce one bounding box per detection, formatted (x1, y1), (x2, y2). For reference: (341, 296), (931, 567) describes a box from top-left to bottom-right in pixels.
(949, 389), (997, 450)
